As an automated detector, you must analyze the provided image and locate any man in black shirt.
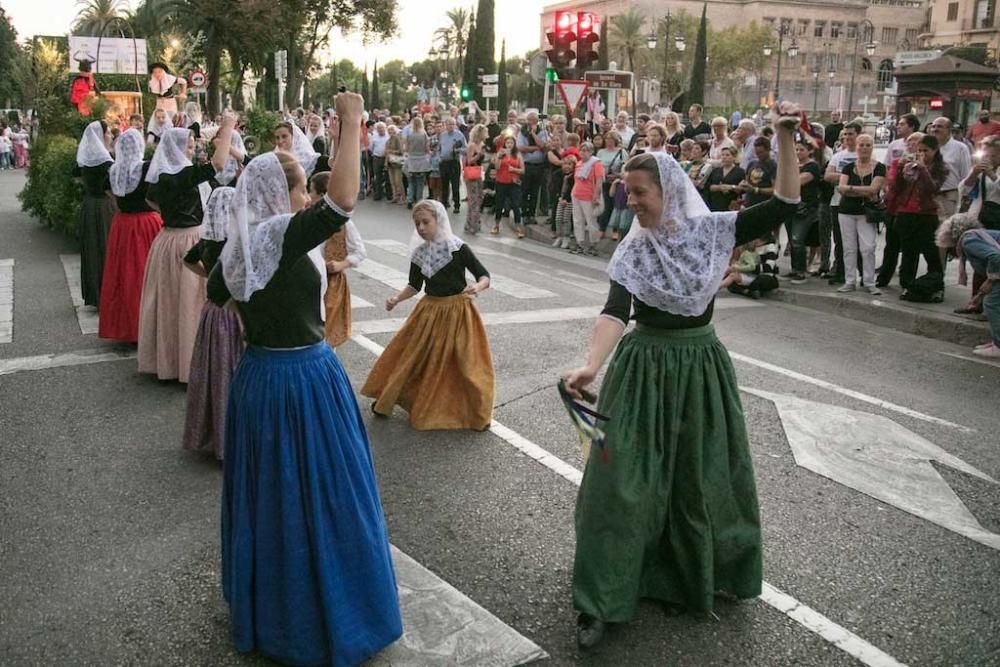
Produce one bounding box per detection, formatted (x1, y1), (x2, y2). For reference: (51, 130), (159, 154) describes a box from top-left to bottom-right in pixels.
(485, 111), (502, 153)
(740, 137), (777, 208)
(824, 109), (844, 151)
(683, 104), (712, 139)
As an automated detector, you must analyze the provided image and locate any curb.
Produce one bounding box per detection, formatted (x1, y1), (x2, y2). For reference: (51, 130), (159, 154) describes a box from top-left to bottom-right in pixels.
(768, 288), (990, 347)
(516, 220), (991, 347)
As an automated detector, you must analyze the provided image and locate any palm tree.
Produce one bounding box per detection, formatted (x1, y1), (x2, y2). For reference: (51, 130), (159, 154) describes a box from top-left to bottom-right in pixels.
(609, 7), (646, 75)
(434, 7), (469, 80)
(73, 0), (130, 36)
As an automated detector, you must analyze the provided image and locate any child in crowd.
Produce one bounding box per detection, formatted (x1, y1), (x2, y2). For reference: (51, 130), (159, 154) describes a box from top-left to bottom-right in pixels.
(606, 176), (634, 241)
(552, 154), (577, 250)
(563, 132), (581, 160)
(722, 238), (780, 299)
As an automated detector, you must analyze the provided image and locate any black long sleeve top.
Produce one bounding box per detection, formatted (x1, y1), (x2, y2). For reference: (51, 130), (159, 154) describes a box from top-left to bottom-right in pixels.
(407, 244), (490, 296)
(73, 162), (112, 197)
(146, 163), (216, 228)
(207, 196), (349, 348)
(183, 239), (225, 275)
(601, 197), (796, 329)
(114, 161), (155, 213)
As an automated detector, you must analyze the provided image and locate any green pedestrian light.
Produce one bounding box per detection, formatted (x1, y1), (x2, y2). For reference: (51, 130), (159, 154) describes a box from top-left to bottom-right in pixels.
(546, 67), (559, 82)
(460, 83), (473, 102)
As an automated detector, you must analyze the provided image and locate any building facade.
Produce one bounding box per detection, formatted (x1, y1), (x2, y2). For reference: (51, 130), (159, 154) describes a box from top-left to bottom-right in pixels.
(922, 0), (1000, 52)
(540, 0), (928, 114)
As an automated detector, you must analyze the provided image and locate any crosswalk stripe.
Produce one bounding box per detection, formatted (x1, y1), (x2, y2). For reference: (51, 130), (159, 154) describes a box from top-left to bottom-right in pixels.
(58, 255), (99, 335)
(366, 239), (557, 299)
(480, 236), (608, 271)
(0, 347), (136, 376)
(354, 257), (413, 292)
(0, 259), (13, 343)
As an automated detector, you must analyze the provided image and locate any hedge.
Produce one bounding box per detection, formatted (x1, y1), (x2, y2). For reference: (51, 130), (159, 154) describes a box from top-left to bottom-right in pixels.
(18, 134), (83, 237)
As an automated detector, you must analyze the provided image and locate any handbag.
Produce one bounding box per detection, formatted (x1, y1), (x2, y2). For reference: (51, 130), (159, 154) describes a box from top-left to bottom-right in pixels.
(388, 154), (405, 167)
(863, 199), (886, 225)
(463, 164), (483, 181)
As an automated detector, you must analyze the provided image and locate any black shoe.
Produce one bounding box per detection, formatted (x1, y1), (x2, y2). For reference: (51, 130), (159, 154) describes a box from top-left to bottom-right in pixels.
(875, 279), (889, 288)
(827, 276), (845, 285)
(576, 614), (606, 650)
(453, 207), (460, 214)
(406, 202), (413, 210)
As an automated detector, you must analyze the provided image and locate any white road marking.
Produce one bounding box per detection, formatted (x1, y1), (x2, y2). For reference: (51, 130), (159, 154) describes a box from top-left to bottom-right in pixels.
(0, 347), (136, 377)
(380, 546), (548, 665)
(937, 350), (1000, 370)
(354, 258), (414, 292)
(745, 388), (1000, 551)
(479, 236), (609, 271)
(347, 334), (907, 667)
(366, 239), (557, 299)
(728, 351), (973, 433)
(0, 259), (13, 343)
(351, 294), (374, 309)
(59, 254), (99, 335)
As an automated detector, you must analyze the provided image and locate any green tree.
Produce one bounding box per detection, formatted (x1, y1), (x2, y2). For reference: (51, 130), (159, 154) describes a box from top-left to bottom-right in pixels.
(462, 11), (476, 85)
(496, 39), (507, 115)
(390, 79), (399, 114)
(361, 64), (369, 104)
(0, 7), (23, 108)
(72, 0), (130, 35)
(687, 4), (708, 106)
(609, 7), (646, 75)
(371, 60), (381, 109)
(434, 8), (470, 81)
(707, 21), (771, 107)
(469, 0), (495, 104)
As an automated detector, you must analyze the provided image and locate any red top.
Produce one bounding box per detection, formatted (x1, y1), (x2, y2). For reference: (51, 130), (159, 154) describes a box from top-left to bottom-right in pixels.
(887, 158), (941, 215)
(967, 120), (1000, 145)
(495, 154), (522, 184)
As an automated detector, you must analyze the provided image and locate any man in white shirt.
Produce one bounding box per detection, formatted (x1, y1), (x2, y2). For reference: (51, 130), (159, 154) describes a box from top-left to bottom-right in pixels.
(614, 111), (635, 147)
(708, 116), (736, 160)
(823, 122), (860, 283)
(369, 122), (390, 201)
(930, 116), (972, 220)
(883, 113), (919, 165)
(734, 119), (757, 170)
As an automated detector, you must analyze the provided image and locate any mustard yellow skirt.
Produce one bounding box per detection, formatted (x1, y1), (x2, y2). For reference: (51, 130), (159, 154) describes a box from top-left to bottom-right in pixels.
(361, 294), (495, 430)
(323, 272), (352, 348)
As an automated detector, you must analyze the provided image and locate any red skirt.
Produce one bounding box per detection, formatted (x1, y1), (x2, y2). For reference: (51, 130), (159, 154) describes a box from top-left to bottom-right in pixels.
(99, 210), (164, 343)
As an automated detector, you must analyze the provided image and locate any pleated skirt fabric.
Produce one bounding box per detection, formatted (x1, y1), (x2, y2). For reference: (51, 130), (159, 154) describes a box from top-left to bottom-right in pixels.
(98, 210), (163, 342)
(136, 226), (206, 383)
(79, 193), (115, 307)
(361, 294), (495, 431)
(323, 272), (352, 348)
(573, 324), (762, 621)
(222, 342), (403, 667)
(182, 302), (244, 459)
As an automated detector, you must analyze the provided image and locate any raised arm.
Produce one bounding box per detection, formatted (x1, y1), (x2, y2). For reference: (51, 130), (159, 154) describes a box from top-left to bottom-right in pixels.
(772, 106), (800, 203)
(212, 111), (236, 173)
(327, 94), (363, 212)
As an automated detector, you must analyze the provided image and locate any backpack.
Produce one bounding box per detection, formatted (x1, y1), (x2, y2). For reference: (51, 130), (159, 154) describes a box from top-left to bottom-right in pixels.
(901, 273), (944, 303)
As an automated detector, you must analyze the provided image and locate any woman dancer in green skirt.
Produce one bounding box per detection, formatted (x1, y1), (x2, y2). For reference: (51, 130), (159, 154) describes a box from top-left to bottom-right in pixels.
(564, 102), (803, 649)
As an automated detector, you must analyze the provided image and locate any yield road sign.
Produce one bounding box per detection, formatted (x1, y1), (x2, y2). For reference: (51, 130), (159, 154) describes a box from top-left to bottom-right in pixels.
(556, 80), (589, 116)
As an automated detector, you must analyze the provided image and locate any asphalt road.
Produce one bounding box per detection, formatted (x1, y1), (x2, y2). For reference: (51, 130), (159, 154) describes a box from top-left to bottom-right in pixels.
(1, 169), (998, 666)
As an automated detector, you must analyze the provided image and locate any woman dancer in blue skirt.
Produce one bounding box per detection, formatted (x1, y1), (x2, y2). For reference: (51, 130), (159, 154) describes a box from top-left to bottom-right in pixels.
(207, 96), (402, 666)
(564, 103), (803, 649)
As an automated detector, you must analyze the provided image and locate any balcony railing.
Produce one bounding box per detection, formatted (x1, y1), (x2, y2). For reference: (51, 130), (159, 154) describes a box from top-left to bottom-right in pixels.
(962, 16), (996, 31)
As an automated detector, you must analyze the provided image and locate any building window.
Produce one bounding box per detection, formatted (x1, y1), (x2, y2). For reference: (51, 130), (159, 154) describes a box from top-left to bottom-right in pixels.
(975, 0), (994, 28)
(905, 28), (919, 42)
(878, 59), (895, 90)
(831, 22), (842, 38)
(764, 16), (776, 29)
(947, 2), (959, 21)
(861, 57), (873, 71)
(882, 27), (898, 43)
(799, 19), (810, 35)
(780, 18), (793, 33)
(814, 20), (826, 37)
(845, 55), (855, 71)
(847, 23), (858, 39)
(813, 53), (824, 69)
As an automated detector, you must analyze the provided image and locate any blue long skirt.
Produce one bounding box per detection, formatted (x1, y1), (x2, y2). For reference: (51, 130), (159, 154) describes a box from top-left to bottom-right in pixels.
(222, 342), (402, 666)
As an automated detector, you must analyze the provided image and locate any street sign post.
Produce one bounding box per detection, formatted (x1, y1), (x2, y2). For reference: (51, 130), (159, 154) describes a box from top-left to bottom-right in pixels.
(481, 73), (499, 84)
(482, 84), (499, 98)
(583, 71), (633, 91)
(529, 53), (548, 85)
(556, 80), (589, 116)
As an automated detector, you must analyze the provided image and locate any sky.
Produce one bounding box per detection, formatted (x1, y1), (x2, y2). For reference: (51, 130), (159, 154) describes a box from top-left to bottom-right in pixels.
(3, 0), (549, 66)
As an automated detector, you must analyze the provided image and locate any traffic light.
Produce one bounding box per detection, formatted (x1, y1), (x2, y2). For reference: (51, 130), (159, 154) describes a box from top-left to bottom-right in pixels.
(576, 12), (600, 71)
(546, 10), (577, 72)
(460, 82), (473, 102)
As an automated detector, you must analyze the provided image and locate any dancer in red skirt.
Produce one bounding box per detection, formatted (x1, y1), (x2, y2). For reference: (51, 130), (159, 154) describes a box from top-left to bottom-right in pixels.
(99, 128), (164, 342)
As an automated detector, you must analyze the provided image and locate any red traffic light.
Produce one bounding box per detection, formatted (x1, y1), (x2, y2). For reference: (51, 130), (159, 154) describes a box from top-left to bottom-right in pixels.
(578, 12), (593, 33)
(555, 10), (574, 31)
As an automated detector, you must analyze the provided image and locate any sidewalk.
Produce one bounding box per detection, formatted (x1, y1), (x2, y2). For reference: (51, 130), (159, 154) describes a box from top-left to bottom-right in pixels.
(517, 218), (992, 348)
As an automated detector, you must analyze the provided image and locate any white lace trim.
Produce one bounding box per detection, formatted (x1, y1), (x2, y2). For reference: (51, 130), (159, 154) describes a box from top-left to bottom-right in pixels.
(201, 187), (235, 241)
(607, 152), (738, 317)
(76, 121), (111, 168)
(109, 129), (144, 196)
(409, 200), (464, 278)
(146, 128), (192, 183)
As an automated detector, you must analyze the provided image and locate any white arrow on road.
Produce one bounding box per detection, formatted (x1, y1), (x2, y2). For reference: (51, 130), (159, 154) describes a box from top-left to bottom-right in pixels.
(744, 388), (1000, 551)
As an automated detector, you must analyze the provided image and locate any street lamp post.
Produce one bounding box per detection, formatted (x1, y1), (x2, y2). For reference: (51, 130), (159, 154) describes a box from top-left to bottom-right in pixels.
(763, 23), (798, 103)
(646, 11), (687, 109)
(846, 19), (876, 117)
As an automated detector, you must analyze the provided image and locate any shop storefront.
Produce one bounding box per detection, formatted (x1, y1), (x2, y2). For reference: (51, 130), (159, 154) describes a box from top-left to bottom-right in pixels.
(894, 55), (999, 129)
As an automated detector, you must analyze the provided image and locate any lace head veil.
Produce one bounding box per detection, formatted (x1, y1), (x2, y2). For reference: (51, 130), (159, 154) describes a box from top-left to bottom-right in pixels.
(145, 127), (193, 183)
(76, 121), (112, 167)
(109, 129), (145, 196)
(606, 151), (738, 316)
(409, 199), (464, 278)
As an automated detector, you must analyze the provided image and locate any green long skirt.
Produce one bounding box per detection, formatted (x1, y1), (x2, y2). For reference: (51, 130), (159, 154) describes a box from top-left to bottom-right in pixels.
(573, 324), (762, 621)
